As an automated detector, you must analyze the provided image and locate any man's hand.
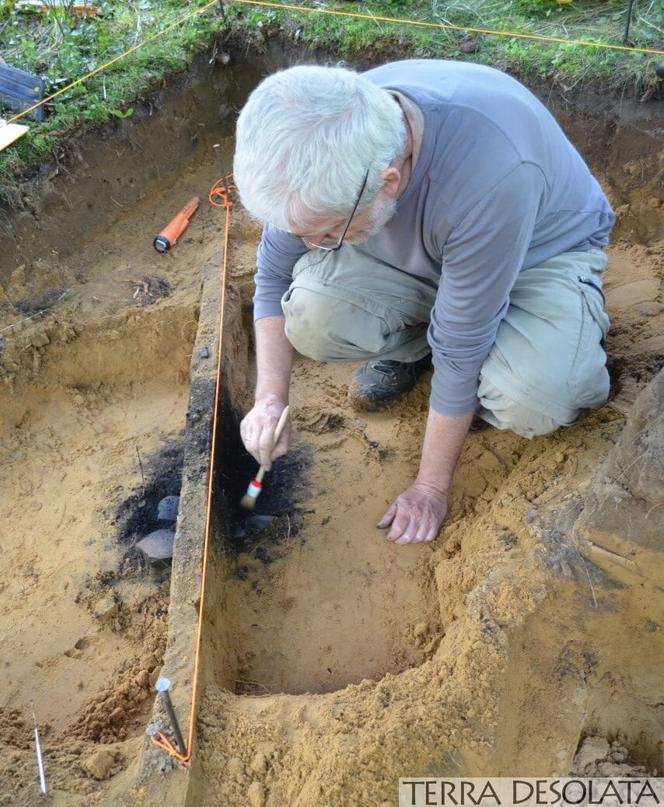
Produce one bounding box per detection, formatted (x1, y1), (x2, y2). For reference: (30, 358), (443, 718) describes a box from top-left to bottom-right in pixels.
(240, 394), (291, 470)
(377, 405), (474, 546)
(378, 480), (448, 544)
(243, 315), (295, 470)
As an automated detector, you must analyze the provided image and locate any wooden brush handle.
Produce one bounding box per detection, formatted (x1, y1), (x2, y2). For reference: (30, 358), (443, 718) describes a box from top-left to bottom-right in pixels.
(255, 404), (291, 482)
(273, 404), (291, 444)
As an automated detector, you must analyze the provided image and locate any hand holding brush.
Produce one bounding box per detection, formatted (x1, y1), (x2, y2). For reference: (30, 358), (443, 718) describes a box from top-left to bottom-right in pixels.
(240, 405), (290, 510)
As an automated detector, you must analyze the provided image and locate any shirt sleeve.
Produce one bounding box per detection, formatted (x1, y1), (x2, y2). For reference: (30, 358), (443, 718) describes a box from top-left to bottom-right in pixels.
(254, 223), (309, 320)
(428, 162), (546, 416)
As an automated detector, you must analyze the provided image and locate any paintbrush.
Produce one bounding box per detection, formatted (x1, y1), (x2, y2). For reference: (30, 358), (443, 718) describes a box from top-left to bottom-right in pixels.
(240, 405), (290, 510)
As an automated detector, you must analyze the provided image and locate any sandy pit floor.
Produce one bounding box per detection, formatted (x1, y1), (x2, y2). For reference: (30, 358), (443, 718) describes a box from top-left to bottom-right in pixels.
(1, 57), (664, 806)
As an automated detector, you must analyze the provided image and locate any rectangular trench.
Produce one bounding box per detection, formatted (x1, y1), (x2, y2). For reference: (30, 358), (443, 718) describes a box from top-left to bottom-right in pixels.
(137, 60), (664, 800)
(2, 39), (662, 806)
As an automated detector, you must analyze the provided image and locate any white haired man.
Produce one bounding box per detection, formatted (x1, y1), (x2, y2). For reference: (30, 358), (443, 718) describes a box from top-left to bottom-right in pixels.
(233, 60), (613, 545)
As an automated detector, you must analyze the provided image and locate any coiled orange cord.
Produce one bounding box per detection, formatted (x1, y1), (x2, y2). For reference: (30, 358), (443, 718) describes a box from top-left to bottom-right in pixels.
(208, 173), (237, 209)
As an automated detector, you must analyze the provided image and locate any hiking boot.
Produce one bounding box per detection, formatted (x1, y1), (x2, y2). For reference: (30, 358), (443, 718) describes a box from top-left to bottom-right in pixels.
(348, 355), (431, 412)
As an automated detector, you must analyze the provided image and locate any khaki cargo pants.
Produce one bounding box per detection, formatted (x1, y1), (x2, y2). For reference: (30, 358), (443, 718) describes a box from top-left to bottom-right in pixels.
(281, 246), (610, 438)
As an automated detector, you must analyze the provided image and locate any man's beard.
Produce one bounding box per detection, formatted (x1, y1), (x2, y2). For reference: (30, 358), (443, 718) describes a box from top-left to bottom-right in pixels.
(345, 195), (397, 245)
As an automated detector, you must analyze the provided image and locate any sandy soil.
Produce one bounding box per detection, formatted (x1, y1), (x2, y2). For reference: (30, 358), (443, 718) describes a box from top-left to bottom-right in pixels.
(0, 132), (235, 802)
(1, 56), (663, 805)
(187, 215), (664, 805)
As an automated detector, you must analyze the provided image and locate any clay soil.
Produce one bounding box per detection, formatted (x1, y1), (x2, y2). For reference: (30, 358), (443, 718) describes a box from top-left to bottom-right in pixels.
(1, 49), (664, 806)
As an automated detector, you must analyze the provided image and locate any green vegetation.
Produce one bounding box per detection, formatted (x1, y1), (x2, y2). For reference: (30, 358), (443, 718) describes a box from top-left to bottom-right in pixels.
(0, 0), (220, 175)
(0, 0), (662, 182)
(242, 0), (662, 87)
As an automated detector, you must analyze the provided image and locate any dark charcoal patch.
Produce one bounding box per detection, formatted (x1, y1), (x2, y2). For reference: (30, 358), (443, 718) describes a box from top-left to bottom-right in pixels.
(130, 274), (172, 306)
(233, 514), (275, 538)
(229, 444), (312, 563)
(216, 394), (312, 564)
(114, 438), (184, 553)
(15, 288), (67, 315)
(607, 352), (664, 394)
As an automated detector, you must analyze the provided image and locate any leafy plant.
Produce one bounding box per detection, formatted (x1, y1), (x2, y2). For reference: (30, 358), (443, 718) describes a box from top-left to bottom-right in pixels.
(108, 106), (133, 118)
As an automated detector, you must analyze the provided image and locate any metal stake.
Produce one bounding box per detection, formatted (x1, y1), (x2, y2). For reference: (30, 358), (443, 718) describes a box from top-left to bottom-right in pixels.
(32, 710), (47, 797)
(213, 143), (231, 201)
(155, 677), (187, 756)
(623, 0), (636, 43)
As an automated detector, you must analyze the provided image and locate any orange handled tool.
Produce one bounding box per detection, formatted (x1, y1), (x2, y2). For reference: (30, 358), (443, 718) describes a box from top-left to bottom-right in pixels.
(154, 196), (200, 253)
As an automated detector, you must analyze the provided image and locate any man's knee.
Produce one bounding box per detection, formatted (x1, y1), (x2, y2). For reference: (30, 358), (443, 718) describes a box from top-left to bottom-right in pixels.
(478, 375), (577, 439)
(281, 286), (340, 360)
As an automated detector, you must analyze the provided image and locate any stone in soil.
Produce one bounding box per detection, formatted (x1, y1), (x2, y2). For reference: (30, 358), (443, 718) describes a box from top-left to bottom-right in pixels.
(136, 529), (175, 561)
(157, 495), (180, 522)
(84, 747), (118, 780)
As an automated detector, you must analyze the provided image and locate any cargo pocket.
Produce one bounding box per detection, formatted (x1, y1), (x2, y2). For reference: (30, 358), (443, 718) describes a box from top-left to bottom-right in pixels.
(567, 275), (610, 409)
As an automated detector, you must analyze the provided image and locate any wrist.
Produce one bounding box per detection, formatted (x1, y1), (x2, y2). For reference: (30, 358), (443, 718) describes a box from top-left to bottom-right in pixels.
(414, 476), (449, 497)
(255, 390), (288, 407)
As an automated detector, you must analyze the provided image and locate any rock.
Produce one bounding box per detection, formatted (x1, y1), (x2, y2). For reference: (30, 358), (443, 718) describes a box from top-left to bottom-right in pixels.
(7, 265), (26, 297)
(573, 736), (610, 772)
(250, 751), (267, 775)
(248, 781), (265, 807)
(84, 747), (117, 780)
(93, 595), (118, 623)
(30, 331), (50, 348)
(136, 529), (175, 562)
(460, 39), (480, 53)
(109, 707), (126, 723)
(577, 369), (664, 585)
(134, 669), (150, 688)
(157, 495), (180, 523)
(257, 742), (277, 759)
(610, 745), (629, 763)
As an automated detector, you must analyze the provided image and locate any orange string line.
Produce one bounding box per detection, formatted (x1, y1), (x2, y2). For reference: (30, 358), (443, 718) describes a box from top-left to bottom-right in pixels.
(150, 176), (234, 765)
(231, 0), (664, 56)
(4, 0), (220, 125)
(4, 0), (662, 129)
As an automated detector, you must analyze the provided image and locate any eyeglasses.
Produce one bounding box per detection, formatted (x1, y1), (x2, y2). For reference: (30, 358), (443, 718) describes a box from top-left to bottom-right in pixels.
(304, 169), (370, 252)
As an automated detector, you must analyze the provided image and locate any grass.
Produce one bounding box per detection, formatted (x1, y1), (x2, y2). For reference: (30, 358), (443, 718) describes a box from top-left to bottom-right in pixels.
(230, 0), (662, 87)
(0, 0), (221, 182)
(0, 0), (662, 191)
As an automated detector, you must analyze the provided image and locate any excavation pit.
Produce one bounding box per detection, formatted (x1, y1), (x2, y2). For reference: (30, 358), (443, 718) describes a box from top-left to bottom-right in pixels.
(0, 44), (663, 806)
(213, 392), (445, 697)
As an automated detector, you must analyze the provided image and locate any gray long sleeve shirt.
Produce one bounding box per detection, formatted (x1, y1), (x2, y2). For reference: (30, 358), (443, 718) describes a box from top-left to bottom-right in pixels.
(252, 59), (615, 416)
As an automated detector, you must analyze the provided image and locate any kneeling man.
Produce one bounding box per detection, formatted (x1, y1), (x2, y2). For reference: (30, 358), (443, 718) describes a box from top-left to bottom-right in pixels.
(233, 59), (614, 545)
